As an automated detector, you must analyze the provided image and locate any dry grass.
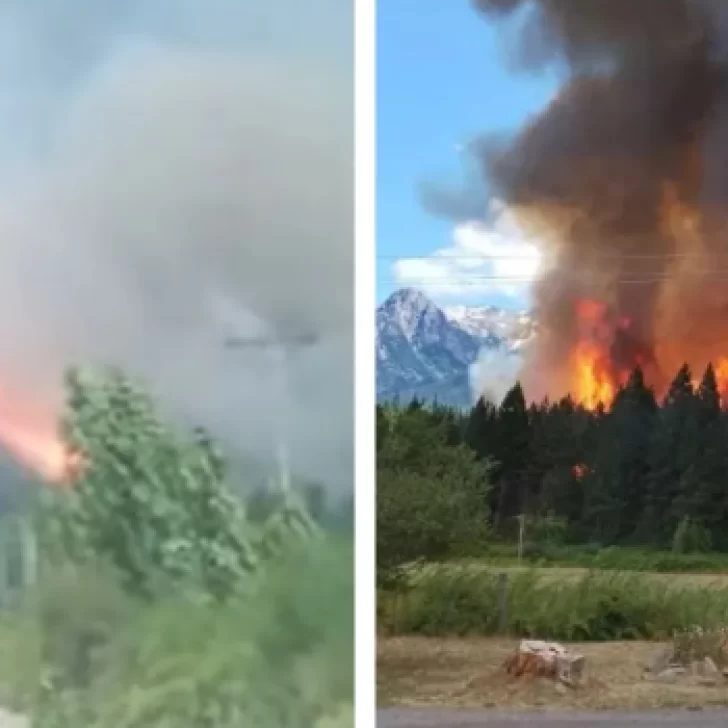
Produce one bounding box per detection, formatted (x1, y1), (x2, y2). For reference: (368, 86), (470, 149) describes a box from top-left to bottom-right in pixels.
(505, 566), (728, 589)
(378, 636), (728, 710)
(431, 563), (728, 589)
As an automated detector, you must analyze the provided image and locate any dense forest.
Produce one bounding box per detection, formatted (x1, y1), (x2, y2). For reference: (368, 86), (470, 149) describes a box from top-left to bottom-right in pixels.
(377, 361), (728, 567)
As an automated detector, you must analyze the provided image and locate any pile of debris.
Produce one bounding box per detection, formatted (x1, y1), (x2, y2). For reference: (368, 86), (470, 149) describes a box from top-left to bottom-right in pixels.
(504, 639), (586, 687)
(646, 626), (728, 686)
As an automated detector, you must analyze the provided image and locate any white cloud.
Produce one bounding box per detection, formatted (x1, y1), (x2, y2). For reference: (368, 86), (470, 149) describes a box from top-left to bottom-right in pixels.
(392, 199), (543, 300)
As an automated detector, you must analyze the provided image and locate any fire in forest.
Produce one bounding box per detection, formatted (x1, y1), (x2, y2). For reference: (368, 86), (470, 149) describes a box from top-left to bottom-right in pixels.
(570, 297), (728, 409)
(0, 389), (75, 484)
(470, 0), (728, 410)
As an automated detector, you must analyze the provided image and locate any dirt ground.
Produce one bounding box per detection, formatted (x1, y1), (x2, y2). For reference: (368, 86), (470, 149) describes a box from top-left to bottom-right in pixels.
(378, 636), (728, 711)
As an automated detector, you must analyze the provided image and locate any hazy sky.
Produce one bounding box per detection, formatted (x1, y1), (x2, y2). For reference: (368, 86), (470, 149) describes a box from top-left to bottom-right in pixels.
(0, 0), (353, 491)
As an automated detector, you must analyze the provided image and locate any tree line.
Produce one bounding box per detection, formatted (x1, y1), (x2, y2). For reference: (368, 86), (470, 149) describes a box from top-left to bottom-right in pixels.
(377, 361), (728, 570)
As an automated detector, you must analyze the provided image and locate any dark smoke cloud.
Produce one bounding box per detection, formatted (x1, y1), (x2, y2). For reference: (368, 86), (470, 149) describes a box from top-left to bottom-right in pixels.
(473, 0), (707, 71)
(468, 0), (728, 400)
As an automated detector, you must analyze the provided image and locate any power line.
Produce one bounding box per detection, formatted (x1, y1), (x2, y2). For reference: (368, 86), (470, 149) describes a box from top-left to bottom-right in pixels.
(224, 333), (318, 495)
(380, 275), (728, 285)
(377, 252), (728, 261)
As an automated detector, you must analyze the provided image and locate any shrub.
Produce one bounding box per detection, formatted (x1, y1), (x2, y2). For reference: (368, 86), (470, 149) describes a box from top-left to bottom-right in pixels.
(0, 364), (353, 727)
(376, 406), (491, 587)
(673, 516), (712, 554)
(379, 565), (728, 641)
(1, 537), (353, 728)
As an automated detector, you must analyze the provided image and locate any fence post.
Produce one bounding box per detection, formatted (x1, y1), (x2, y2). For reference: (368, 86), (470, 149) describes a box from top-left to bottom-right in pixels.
(497, 571), (508, 634)
(517, 514), (525, 563)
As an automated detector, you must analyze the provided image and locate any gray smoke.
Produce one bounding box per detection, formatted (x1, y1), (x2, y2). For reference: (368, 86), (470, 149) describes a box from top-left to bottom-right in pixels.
(465, 0), (728, 403)
(469, 348), (521, 406)
(0, 0), (353, 490)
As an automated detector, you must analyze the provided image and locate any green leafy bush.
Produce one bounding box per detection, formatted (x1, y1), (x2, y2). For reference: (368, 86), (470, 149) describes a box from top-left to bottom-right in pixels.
(673, 516), (713, 554)
(0, 365), (353, 727)
(376, 404), (491, 587)
(43, 367), (260, 600)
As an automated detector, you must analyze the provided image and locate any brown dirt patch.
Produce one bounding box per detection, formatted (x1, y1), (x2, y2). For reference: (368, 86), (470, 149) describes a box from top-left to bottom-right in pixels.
(378, 636), (728, 710)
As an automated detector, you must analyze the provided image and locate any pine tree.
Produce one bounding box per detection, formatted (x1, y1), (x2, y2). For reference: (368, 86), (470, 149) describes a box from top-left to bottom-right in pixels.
(640, 363), (694, 545)
(530, 396), (589, 528)
(582, 367), (656, 543)
(464, 397), (498, 461)
(491, 383), (531, 526)
(676, 364), (728, 546)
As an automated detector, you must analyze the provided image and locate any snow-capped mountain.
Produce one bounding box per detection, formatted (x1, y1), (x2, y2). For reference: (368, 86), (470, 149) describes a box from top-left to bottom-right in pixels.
(376, 288), (534, 407)
(444, 304), (537, 352)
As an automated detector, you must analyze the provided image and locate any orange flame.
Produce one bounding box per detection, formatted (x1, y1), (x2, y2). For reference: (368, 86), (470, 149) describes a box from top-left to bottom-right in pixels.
(571, 298), (622, 409)
(572, 341), (616, 410)
(0, 388), (75, 484)
(715, 359), (728, 399)
(570, 297), (728, 410)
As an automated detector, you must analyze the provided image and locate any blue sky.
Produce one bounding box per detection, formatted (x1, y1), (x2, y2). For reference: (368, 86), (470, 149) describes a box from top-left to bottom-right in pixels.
(376, 0), (558, 309)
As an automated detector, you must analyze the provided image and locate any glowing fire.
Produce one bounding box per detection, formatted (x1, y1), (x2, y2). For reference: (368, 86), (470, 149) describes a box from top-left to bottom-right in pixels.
(573, 341), (616, 411)
(570, 298), (624, 410)
(715, 359), (728, 396)
(570, 298), (728, 410)
(0, 388), (75, 484)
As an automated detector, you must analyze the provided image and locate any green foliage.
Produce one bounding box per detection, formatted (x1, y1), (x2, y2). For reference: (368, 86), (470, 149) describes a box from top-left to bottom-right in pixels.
(481, 543), (728, 573)
(1, 539), (352, 728)
(0, 363), (353, 727)
(672, 516), (712, 554)
(376, 403), (491, 587)
(523, 513), (567, 547)
(379, 357), (728, 555)
(377, 371), (728, 642)
(46, 366), (258, 599)
(379, 564), (728, 641)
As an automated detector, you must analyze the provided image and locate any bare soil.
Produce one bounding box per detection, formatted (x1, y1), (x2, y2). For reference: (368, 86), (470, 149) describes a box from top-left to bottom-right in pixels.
(378, 636), (728, 710)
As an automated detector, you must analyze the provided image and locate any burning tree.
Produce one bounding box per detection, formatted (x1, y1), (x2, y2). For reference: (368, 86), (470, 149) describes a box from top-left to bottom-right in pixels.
(467, 0), (728, 410)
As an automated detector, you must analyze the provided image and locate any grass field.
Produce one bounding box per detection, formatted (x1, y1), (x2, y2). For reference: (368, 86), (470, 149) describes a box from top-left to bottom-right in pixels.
(439, 562), (728, 589)
(377, 636), (728, 710)
(379, 563), (728, 640)
(480, 544), (728, 574)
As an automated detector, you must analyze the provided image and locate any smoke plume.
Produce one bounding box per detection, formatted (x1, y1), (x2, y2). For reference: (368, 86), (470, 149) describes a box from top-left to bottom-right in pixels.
(470, 0), (728, 405)
(0, 0), (352, 490)
(469, 349), (522, 407)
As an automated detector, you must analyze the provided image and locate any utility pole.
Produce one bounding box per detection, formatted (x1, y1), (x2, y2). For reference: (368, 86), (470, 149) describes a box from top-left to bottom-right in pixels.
(517, 513), (525, 564)
(224, 331), (317, 494)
